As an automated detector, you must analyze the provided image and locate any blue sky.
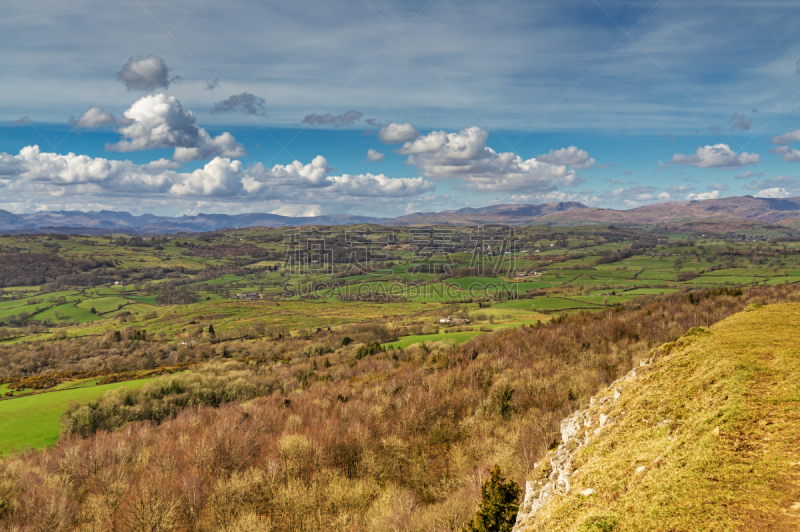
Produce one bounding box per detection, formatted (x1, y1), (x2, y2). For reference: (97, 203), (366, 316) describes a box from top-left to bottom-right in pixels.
(2, 0), (800, 217)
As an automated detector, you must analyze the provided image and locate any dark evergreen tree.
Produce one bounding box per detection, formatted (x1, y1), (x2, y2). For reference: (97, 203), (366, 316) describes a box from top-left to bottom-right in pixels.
(463, 465), (521, 532)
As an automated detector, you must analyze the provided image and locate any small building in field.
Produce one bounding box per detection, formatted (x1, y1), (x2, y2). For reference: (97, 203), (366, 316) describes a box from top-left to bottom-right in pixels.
(440, 316), (470, 325)
(236, 292), (261, 300)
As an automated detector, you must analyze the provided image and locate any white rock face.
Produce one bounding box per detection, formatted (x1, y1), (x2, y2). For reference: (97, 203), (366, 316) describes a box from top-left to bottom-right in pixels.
(560, 414), (582, 444)
(512, 357), (655, 532)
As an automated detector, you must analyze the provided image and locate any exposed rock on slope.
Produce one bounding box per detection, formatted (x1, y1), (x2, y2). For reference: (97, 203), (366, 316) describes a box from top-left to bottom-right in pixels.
(513, 361), (649, 530)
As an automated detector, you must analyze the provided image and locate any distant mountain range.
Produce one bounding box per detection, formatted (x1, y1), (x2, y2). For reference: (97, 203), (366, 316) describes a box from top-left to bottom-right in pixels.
(2, 195), (800, 234)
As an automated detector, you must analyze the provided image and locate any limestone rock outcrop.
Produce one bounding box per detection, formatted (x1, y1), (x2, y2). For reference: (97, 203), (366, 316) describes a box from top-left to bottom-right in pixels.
(512, 357), (653, 531)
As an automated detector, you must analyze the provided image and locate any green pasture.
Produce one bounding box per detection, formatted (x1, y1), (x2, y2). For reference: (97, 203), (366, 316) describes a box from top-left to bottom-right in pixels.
(76, 296), (131, 313)
(0, 303), (52, 319)
(622, 288), (679, 295)
(569, 295), (632, 305)
(112, 303), (157, 315)
(197, 274), (245, 286)
(685, 275), (764, 285)
(129, 295), (158, 305)
(384, 329), (483, 350)
(763, 276), (800, 285)
(0, 377), (156, 454)
(33, 303), (101, 324)
(404, 283), (471, 302)
(446, 277), (509, 290)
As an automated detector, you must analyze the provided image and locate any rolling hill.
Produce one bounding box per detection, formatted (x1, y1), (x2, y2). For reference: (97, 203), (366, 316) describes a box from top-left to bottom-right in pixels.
(3, 195), (800, 233)
(513, 302), (800, 531)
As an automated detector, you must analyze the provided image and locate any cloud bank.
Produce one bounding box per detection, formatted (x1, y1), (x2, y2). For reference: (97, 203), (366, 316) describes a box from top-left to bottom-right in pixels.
(0, 147), (435, 205)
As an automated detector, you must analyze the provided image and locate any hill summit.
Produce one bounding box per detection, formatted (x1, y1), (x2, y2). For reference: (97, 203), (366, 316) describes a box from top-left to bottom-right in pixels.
(5, 195), (800, 233)
(513, 302), (800, 531)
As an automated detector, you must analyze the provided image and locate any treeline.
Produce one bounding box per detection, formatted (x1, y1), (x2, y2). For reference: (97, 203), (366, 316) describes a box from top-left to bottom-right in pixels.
(595, 246), (636, 265)
(0, 285), (794, 530)
(0, 253), (114, 288)
(0, 320), (396, 382)
(61, 361), (277, 437)
(185, 243), (270, 259)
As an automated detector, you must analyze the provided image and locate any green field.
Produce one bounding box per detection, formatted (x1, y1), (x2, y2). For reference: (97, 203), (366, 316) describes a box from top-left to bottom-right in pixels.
(493, 297), (599, 311)
(76, 296), (132, 313)
(446, 277), (509, 290)
(0, 302), (51, 319)
(384, 329), (484, 350)
(34, 302), (101, 324)
(3, 222), (800, 457)
(128, 295), (158, 305)
(621, 288), (679, 295)
(405, 282), (471, 301)
(0, 378), (155, 453)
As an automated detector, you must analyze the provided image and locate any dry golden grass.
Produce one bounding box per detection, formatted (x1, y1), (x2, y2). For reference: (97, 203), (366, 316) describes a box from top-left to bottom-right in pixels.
(522, 302), (800, 531)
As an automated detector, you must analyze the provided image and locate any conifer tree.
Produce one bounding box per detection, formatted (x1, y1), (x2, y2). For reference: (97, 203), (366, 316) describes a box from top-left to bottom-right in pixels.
(463, 465), (521, 532)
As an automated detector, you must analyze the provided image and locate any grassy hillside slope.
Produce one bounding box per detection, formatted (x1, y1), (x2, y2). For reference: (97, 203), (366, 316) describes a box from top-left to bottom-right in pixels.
(518, 303), (800, 531)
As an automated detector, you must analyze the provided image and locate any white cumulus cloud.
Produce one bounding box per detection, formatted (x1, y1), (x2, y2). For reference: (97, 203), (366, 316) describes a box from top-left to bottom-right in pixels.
(0, 147), (436, 205)
(686, 190), (720, 200)
(71, 107), (119, 129)
(744, 176), (799, 196)
(669, 144), (760, 169)
(244, 155), (333, 191)
(271, 204), (322, 217)
(326, 173), (433, 197)
(756, 187), (790, 198)
(397, 127), (583, 193)
(365, 149), (385, 162)
(379, 123), (419, 144)
(242, 155), (434, 199)
(170, 158), (244, 196)
(0, 145), (172, 193)
(107, 94), (245, 162)
(537, 146), (595, 169)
